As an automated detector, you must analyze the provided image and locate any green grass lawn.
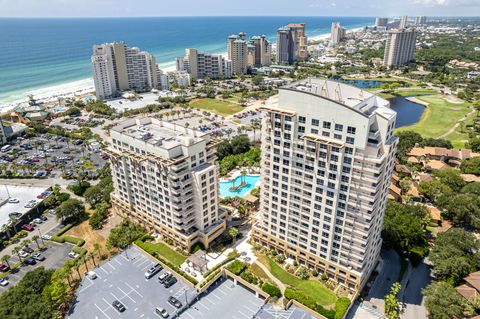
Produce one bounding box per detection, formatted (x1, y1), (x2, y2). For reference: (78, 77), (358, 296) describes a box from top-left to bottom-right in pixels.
(137, 240), (187, 266)
(259, 255), (337, 306)
(250, 263), (270, 281)
(395, 95), (471, 138)
(189, 98), (243, 116)
(444, 110), (478, 148)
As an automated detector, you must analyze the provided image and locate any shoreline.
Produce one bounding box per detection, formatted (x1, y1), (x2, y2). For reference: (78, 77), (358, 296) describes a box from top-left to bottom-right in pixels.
(0, 25), (366, 113)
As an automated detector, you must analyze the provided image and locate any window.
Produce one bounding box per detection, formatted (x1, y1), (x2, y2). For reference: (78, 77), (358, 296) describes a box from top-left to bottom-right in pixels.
(346, 137), (355, 145)
(347, 126), (356, 134)
(345, 147), (353, 155)
(335, 124), (343, 131)
(334, 134), (342, 140)
(322, 131), (330, 137)
(323, 121), (331, 129)
(311, 128), (319, 134)
(312, 119), (320, 126)
(299, 116), (306, 123)
(298, 126), (305, 133)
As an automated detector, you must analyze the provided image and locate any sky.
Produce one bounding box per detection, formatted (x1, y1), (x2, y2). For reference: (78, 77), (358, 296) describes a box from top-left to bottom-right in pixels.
(1, 0), (479, 17)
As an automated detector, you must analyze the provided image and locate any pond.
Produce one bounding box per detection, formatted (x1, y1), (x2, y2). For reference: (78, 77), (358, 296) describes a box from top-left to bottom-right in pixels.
(389, 96), (426, 128)
(339, 79), (385, 89)
(219, 175), (260, 198)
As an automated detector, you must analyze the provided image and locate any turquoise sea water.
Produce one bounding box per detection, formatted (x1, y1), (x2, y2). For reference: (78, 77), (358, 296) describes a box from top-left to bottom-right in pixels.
(0, 16), (373, 104)
(219, 175), (261, 198)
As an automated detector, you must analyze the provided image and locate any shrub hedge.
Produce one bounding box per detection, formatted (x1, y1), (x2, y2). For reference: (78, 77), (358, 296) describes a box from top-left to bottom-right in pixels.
(261, 283), (282, 298)
(226, 260), (247, 275)
(152, 251), (198, 285)
(284, 287), (341, 319)
(334, 298), (351, 319)
(199, 269), (222, 288)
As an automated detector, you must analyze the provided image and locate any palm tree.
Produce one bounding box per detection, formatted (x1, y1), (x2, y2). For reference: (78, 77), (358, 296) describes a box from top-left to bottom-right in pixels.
(241, 170), (247, 184)
(185, 122), (190, 129)
(229, 227), (239, 251)
(237, 127), (243, 135)
(250, 118), (261, 143)
(73, 258), (82, 279)
(82, 255), (89, 272)
(22, 239), (31, 250)
(226, 128), (233, 140)
(63, 260), (74, 288)
(1, 255), (11, 269)
(13, 246), (23, 262)
(32, 235), (41, 249)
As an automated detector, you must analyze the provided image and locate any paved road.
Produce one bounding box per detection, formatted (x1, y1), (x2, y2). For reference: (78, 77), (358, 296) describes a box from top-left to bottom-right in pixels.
(364, 249), (401, 313)
(400, 261), (430, 319)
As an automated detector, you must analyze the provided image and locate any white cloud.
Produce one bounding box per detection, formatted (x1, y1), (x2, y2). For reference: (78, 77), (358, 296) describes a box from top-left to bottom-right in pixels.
(412, 0), (479, 6)
(331, 2), (337, 6)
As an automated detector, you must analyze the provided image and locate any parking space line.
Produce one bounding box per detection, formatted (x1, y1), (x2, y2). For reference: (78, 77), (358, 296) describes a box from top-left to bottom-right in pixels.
(107, 263), (116, 270)
(99, 266), (109, 275)
(216, 286), (228, 295)
(133, 256), (146, 265)
(94, 303), (112, 319)
(243, 305), (256, 313)
(197, 301), (210, 310)
(124, 282), (144, 298)
(118, 287), (136, 303)
(210, 291), (222, 300)
(113, 258), (122, 266)
(238, 310), (251, 319)
(183, 311), (195, 319)
(141, 263), (153, 271)
(204, 296), (216, 305)
(109, 292), (121, 302)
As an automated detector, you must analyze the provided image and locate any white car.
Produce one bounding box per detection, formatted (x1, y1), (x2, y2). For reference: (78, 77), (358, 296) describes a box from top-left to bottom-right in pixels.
(32, 218), (43, 224)
(8, 198), (19, 204)
(19, 250), (28, 258)
(41, 234), (52, 240)
(68, 252), (79, 259)
(0, 278), (9, 286)
(86, 271), (97, 280)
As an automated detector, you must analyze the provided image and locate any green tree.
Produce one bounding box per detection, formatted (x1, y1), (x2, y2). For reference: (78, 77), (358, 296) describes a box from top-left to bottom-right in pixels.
(1, 255), (11, 269)
(55, 198), (86, 223)
(395, 130), (423, 160)
(32, 235), (41, 250)
(423, 281), (466, 319)
(384, 282), (401, 319)
(442, 194), (480, 227)
(430, 228), (480, 284)
(418, 179), (452, 202)
(229, 227), (239, 251)
(460, 157), (480, 175)
(106, 218), (145, 250)
(432, 168), (466, 192)
(83, 185), (103, 206)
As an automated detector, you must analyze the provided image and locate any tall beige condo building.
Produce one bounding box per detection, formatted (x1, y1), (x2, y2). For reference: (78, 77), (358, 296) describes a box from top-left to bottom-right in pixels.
(383, 28), (417, 67)
(176, 48), (232, 80)
(375, 18), (388, 27)
(92, 42), (159, 100)
(227, 33), (248, 75)
(252, 79), (397, 291)
(275, 23), (308, 64)
(414, 16), (427, 25)
(250, 35), (272, 67)
(399, 16), (408, 29)
(107, 118), (227, 251)
(331, 22), (346, 45)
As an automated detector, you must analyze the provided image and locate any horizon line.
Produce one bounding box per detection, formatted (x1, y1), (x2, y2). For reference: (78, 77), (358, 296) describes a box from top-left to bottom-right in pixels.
(1, 15), (479, 19)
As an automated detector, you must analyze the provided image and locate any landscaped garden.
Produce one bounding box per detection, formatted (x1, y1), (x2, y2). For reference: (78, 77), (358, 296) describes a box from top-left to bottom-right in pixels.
(189, 98), (244, 116)
(135, 238), (187, 267)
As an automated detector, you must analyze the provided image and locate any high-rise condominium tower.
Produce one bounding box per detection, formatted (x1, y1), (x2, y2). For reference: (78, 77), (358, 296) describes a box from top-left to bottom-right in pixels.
(176, 48), (232, 80)
(331, 22), (346, 46)
(250, 35), (272, 67)
(276, 23), (308, 64)
(375, 18), (389, 28)
(399, 16), (408, 29)
(227, 33), (248, 75)
(91, 42), (159, 100)
(107, 118), (227, 251)
(414, 16), (427, 25)
(252, 79), (397, 291)
(383, 28), (417, 67)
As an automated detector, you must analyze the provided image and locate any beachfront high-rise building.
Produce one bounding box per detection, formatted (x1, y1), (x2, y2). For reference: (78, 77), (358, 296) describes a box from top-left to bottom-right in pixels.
(176, 48), (232, 80)
(0, 119), (7, 145)
(107, 117), (226, 251)
(252, 78), (397, 291)
(275, 23), (308, 64)
(227, 33), (248, 75)
(399, 16), (408, 29)
(250, 35), (272, 67)
(156, 67), (169, 91)
(383, 28), (417, 67)
(375, 18), (389, 28)
(252, 78), (397, 290)
(331, 22), (346, 46)
(91, 42), (160, 100)
(414, 16), (427, 25)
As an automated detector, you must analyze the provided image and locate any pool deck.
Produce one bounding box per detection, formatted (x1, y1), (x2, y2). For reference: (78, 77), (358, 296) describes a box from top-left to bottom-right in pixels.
(219, 168), (260, 182)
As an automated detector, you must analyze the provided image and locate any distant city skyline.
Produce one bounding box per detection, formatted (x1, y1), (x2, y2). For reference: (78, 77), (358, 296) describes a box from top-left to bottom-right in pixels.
(1, 0), (479, 18)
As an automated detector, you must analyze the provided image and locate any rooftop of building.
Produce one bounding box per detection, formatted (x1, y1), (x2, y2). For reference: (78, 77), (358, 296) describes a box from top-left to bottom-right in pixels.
(111, 117), (208, 150)
(287, 23), (305, 28)
(280, 78), (394, 118)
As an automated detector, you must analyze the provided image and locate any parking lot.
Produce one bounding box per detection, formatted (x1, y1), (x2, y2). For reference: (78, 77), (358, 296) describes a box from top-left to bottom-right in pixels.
(68, 246), (198, 319)
(0, 133), (108, 180)
(179, 278), (264, 319)
(1, 241), (72, 288)
(256, 304), (320, 319)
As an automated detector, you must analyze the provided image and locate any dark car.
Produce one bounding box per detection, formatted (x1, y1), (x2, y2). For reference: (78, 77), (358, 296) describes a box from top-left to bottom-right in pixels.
(23, 257), (36, 265)
(163, 276), (177, 288)
(167, 296), (182, 309)
(0, 264), (10, 272)
(112, 300), (126, 312)
(39, 215), (48, 221)
(23, 246), (34, 254)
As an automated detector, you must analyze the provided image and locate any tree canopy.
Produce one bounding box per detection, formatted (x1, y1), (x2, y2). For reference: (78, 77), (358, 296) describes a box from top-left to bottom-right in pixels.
(430, 228), (480, 285)
(460, 157), (480, 175)
(423, 281), (467, 319)
(55, 198), (86, 223)
(107, 218), (146, 250)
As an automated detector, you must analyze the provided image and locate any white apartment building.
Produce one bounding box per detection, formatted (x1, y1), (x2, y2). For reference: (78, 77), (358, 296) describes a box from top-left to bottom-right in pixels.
(383, 28), (418, 67)
(176, 48), (231, 80)
(91, 42), (163, 100)
(156, 67), (169, 91)
(227, 33), (248, 75)
(168, 71), (191, 88)
(252, 79), (397, 291)
(107, 118), (226, 250)
(331, 22), (346, 46)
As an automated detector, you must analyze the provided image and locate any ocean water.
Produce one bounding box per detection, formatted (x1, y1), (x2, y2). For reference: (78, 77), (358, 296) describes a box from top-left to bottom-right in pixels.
(0, 16), (373, 105)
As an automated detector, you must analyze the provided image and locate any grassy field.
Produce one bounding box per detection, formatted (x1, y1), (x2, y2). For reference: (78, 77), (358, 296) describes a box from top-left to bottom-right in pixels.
(395, 95), (471, 138)
(258, 255), (337, 307)
(137, 240), (187, 266)
(250, 262), (270, 281)
(189, 98), (243, 116)
(444, 109), (478, 148)
(378, 88), (437, 99)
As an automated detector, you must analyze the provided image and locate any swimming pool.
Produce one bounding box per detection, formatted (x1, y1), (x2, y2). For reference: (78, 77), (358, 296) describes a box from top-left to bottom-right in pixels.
(219, 175), (260, 198)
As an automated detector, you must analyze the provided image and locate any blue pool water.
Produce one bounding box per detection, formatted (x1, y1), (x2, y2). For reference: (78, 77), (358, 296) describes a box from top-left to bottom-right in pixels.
(219, 175), (260, 198)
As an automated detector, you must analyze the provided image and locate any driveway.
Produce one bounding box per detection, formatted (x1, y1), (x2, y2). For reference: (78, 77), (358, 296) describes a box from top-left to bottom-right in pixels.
(400, 261), (430, 319)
